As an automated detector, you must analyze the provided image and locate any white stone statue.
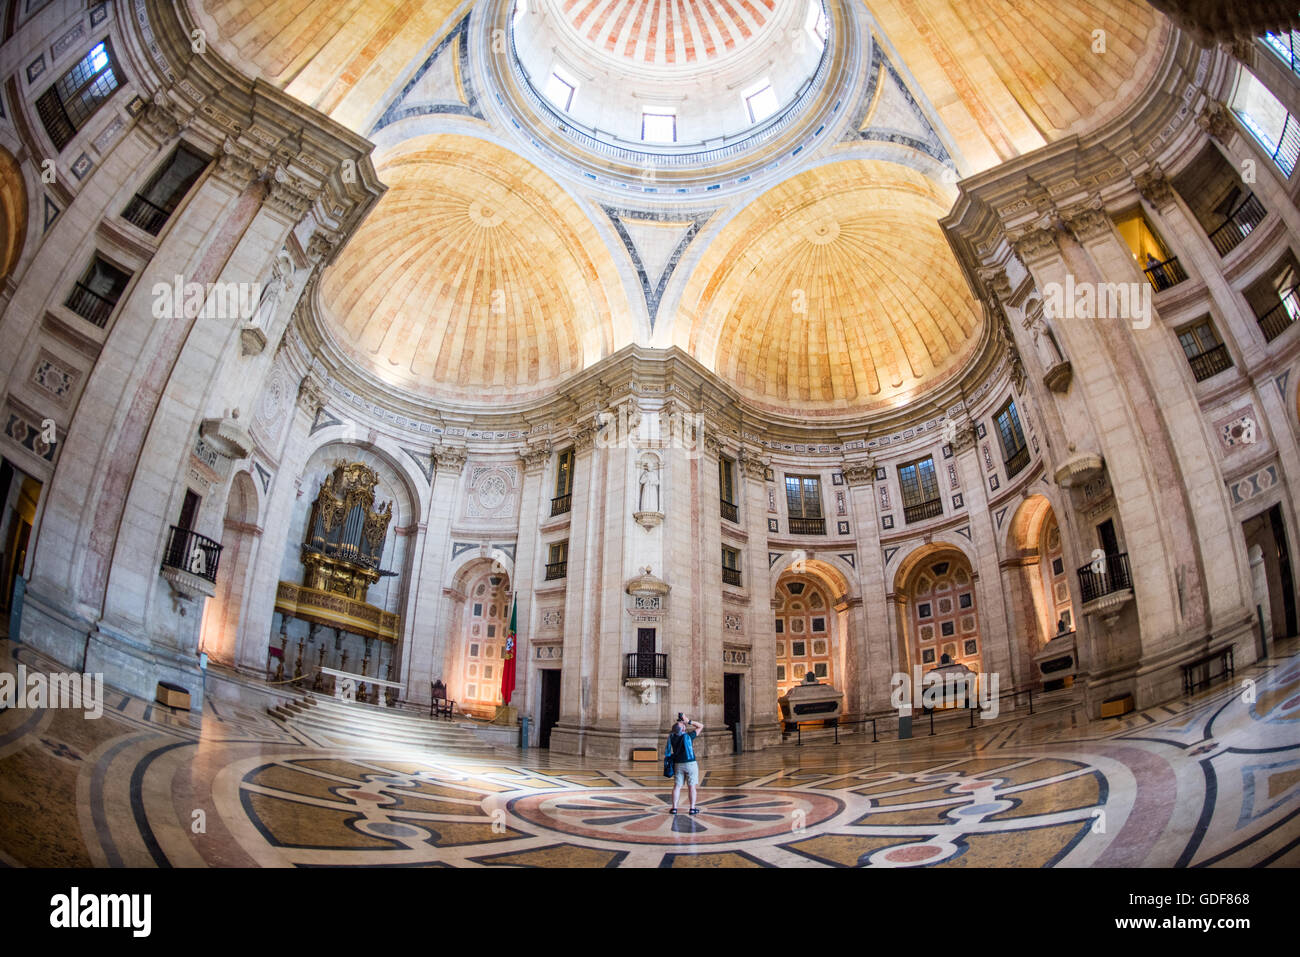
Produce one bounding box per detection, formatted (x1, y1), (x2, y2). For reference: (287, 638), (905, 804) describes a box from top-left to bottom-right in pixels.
(638, 458), (660, 513)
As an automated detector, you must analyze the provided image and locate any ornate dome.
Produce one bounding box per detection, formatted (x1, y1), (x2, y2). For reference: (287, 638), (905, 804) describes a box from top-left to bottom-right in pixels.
(556, 0), (780, 68)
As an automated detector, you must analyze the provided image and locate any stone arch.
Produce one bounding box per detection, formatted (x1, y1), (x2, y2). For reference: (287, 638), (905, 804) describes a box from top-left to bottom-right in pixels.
(262, 441), (420, 689)
(200, 470), (261, 667)
(444, 556), (513, 716)
(1004, 492), (1079, 683)
(0, 146), (26, 285)
(893, 542), (985, 680)
(765, 555), (859, 714)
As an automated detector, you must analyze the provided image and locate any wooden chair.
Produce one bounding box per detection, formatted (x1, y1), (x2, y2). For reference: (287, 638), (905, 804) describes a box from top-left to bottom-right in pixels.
(430, 680), (456, 719)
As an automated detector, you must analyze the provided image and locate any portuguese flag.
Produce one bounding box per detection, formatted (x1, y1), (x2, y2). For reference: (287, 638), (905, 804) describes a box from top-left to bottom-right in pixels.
(500, 594), (517, 705)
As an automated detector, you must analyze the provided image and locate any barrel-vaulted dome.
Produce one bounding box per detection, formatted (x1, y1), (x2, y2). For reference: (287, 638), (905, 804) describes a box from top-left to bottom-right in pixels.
(675, 160), (983, 415)
(317, 135), (631, 404)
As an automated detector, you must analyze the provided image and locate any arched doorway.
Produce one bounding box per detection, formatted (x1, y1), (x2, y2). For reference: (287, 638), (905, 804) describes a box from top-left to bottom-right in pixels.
(774, 576), (836, 701)
(449, 563), (512, 718)
(1005, 494), (1077, 680)
(896, 546), (983, 676)
(199, 470), (259, 667)
(0, 146), (27, 286)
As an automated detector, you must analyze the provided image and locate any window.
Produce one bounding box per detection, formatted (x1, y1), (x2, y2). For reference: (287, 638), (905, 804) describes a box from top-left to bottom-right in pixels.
(743, 81), (779, 124)
(1230, 67), (1300, 177)
(65, 255), (131, 327)
(722, 546), (741, 586)
(545, 540), (568, 580)
(552, 447), (574, 515)
(719, 457), (738, 521)
(993, 399), (1029, 476)
(642, 110), (676, 143)
(122, 144), (208, 235)
(898, 458), (941, 523)
(544, 71), (576, 112)
(1177, 318), (1232, 381)
(785, 475), (824, 534)
(36, 40), (121, 151)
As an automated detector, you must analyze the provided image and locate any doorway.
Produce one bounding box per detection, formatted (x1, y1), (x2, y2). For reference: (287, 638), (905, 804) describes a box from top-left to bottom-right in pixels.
(1243, 504), (1298, 642)
(539, 668), (561, 748)
(0, 460), (40, 618)
(724, 673), (742, 753)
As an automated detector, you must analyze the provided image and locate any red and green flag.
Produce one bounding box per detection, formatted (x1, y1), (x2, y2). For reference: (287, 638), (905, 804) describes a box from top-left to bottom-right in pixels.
(500, 594), (517, 705)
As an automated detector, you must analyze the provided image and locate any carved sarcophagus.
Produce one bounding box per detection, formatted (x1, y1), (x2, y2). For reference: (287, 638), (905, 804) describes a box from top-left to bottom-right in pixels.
(779, 674), (844, 727)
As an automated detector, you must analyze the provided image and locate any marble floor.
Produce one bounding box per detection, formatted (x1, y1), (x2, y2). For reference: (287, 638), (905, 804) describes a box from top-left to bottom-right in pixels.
(1, 634), (1298, 868)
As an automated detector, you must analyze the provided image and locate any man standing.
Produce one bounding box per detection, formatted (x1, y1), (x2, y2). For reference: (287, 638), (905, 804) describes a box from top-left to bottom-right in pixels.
(667, 713), (704, 814)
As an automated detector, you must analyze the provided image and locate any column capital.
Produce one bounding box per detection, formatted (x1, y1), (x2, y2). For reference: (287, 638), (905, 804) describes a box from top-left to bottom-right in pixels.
(1060, 200), (1112, 244)
(1197, 100), (1234, 141)
(841, 459), (875, 487)
(1133, 163), (1175, 209)
(521, 441), (552, 473)
(1008, 224), (1060, 263)
(433, 444), (468, 475)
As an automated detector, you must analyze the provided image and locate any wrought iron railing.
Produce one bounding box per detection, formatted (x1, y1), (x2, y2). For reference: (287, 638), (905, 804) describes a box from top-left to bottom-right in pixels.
(1186, 343), (1233, 381)
(122, 193), (171, 235)
(1207, 194), (1267, 256)
(720, 499), (738, 523)
(550, 493), (571, 516)
(625, 653), (668, 680)
(544, 560), (567, 581)
(722, 566), (742, 587)
(1004, 445), (1031, 478)
(903, 499), (943, 524)
(1078, 552), (1132, 603)
(1256, 286), (1298, 342)
(65, 282), (118, 327)
(1142, 255), (1187, 291)
(162, 525), (222, 584)
(788, 516), (826, 535)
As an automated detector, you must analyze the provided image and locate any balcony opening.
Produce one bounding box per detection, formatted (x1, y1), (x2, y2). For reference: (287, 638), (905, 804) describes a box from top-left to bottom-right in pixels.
(719, 456), (738, 523)
(35, 40), (120, 152)
(1245, 250), (1300, 342)
(65, 254), (130, 328)
(545, 540), (568, 580)
(1113, 208), (1186, 291)
(784, 474), (825, 535)
(722, 546), (741, 587)
(122, 143), (209, 235)
(1173, 145), (1268, 257)
(899, 457), (942, 524)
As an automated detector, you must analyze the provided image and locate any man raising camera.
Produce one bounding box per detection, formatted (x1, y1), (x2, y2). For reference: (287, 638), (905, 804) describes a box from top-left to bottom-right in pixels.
(668, 712), (704, 814)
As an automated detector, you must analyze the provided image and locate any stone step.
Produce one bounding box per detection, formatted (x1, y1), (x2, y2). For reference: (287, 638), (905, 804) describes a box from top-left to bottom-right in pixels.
(267, 693), (496, 752)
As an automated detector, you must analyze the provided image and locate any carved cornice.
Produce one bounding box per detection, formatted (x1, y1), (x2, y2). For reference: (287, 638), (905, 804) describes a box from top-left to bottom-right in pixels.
(521, 442), (552, 473)
(1197, 100), (1234, 141)
(1061, 201), (1113, 244)
(1134, 164), (1175, 208)
(432, 444), (468, 475)
(841, 460), (875, 487)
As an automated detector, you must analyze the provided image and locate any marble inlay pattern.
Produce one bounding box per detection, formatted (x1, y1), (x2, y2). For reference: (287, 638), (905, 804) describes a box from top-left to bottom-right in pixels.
(2, 636), (1298, 868)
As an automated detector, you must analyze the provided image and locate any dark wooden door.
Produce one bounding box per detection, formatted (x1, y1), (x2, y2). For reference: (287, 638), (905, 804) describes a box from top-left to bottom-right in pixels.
(1268, 504), (1298, 638)
(636, 627), (656, 678)
(724, 673), (741, 754)
(539, 669), (561, 749)
(1097, 519), (1119, 557)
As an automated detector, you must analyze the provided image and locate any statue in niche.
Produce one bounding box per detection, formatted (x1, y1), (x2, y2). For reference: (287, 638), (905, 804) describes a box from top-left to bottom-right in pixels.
(638, 456), (661, 513)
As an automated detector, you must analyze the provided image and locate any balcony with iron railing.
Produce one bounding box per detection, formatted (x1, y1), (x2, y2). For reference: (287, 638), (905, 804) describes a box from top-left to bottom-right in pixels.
(1207, 194), (1267, 256)
(121, 193), (171, 235)
(625, 653), (668, 680)
(1256, 286), (1299, 342)
(1142, 255), (1188, 292)
(787, 516), (826, 535)
(1077, 552), (1132, 604)
(66, 282), (118, 328)
(550, 493), (571, 517)
(544, 560), (567, 581)
(903, 499), (944, 524)
(161, 525), (222, 598)
(1004, 444), (1031, 479)
(720, 499), (738, 523)
(1186, 343), (1233, 382)
(722, 566), (742, 587)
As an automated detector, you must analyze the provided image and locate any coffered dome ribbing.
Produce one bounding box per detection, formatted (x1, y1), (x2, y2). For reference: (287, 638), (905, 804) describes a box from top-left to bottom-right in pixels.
(557, 0), (779, 67)
(676, 160), (982, 414)
(317, 135), (631, 404)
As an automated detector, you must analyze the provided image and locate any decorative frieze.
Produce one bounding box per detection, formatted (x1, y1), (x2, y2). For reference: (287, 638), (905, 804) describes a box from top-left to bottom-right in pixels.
(535, 643), (562, 661)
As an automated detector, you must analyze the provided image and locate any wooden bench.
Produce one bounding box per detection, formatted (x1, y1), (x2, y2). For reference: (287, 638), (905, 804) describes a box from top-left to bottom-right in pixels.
(1182, 645), (1234, 696)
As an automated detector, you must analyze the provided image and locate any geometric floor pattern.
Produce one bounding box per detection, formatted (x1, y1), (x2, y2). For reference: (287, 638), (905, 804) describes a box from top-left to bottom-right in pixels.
(2, 636), (1299, 867)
